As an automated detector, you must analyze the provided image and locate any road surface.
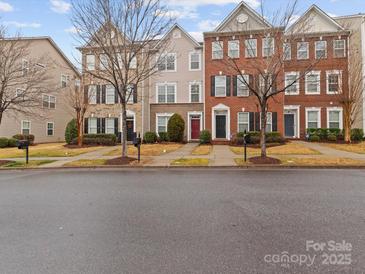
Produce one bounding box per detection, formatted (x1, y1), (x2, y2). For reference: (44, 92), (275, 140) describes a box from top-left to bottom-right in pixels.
(0, 168), (364, 273)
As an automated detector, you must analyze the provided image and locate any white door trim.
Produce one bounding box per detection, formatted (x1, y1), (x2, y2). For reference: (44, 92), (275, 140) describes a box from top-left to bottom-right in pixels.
(212, 103), (230, 140)
(284, 105), (300, 138)
(187, 111), (203, 141)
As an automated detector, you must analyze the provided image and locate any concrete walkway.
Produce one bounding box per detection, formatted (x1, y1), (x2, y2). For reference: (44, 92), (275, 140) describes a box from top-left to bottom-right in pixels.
(209, 145), (237, 166)
(149, 143), (199, 167)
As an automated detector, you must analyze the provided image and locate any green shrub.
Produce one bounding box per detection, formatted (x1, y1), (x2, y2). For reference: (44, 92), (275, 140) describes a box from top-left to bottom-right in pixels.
(7, 138), (17, 147)
(65, 119), (78, 145)
(306, 128), (318, 135)
(327, 134), (337, 142)
(266, 132), (285, 143)
(144, 132), (157, 144)
(351, 128), (364, 142)
(158, 132), (169, 142)
(309, 134), (320, 142)
(233, 131), (284, 145)
(72, 133), (116, 146)
(328, 128), (342, 137)
(317, 128), (328, 140)
(0, 137), (8, 148)
(199, 130), (211, 144)
(167, 114), (185, 142)
(12, 134), (35, 145)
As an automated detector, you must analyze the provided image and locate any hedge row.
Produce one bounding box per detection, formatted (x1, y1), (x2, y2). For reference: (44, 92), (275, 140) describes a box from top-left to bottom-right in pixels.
(307, 128), (364, 142)
(71, 133), (117, 146)
(0, 137), (18, 148)
(231, 131), (285, 145)
(13, 134), (35, 145)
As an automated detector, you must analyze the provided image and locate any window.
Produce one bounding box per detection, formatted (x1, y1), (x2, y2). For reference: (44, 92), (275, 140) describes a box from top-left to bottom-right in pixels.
(157, 114), (172, 133)
(283, 43), (291, 60)
(190, 83), (201, 103)
(245, 39), (257, 58)
(21, 120), (31, 135)
(285, 72), (299, 95)
(305, 71), (321, 94)
(306, 109), (321, 129)
(237, 75), (249, 97)
(22, 59), (29, 76)
(86, 54), (95, 70)
(100, 54), (108, 70)
(128, 53), (137, 69)
(212, 41), (223, 59)
(228, 40), (240, 58)
(259, 74), (273, 93)
(158, 53), (176, 72)
(238, 112), (249, 133)
(61, 75), (69, 88)
(43, 95), (56, 109)
(327, 108), (343, 129)
(15, 88), (26, 101)
(47, 122), (54, 136)
(106, 85), (115, 104)
(157, 83), (176, 103)
(88, 85), (97, 104)
(106, 118), (115, 134)
(263, 37), (274, 57)
(315, 41), (327, 59)
(326, 71), (342, 94)
(88, 118), (97, 134)
(333, 40), (346, 58)
(215, 76), (226, 97)
(189, 52), (201, 70)
(297, 42), (309, 60)
(126, 84), (134, 104)
(266, 112), (273, 132)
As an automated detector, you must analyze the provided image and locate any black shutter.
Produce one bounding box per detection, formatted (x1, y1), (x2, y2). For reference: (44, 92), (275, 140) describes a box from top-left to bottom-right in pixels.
(249, 75), (254, 96)
(96, 85), (101, 104)
(226, 76), (231, 96)
(84, 118), (88, 134)
(97, 118), (101, 133)
(101, 118), (106, 133)
(211, 76), (215, 97)
(272, 112), (278, 132)
(249, 112), (254, 132)
(133, 84), (138, 103)
(233, 76), (237, 96)
(114, 118), (119, 136)
(115, 88), (119, 104)
(255, 112), (260, 131)
(84, 85), (89, 104)
(101, 85), (106, 104)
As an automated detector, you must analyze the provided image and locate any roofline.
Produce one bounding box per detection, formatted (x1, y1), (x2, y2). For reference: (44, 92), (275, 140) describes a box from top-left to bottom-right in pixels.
(334, 14), (365, 20)
(3, 36), (80, 77)
(214, 1), (272, 32)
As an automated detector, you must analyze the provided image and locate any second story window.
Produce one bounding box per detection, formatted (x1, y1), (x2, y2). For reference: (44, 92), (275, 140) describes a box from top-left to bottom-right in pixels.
(334, 40), (346, 58)
(237, 75), (249, 97)
(305, 71), (321, 95)
(283, 43), (291, 60)
(100, 54), (108, 70)
(61, 75), (69, 88)
(263, 37), (274, 57)
(158, 53), (176, 72)
(86, 54), (95, 71)
(189, 52), (201, 70)
(190, 82), (201, 103)
(297, 42), (309, 60)
(315, 40), (327, 59)
(245, 39), (257, 58)
(228, 40), (239, 58)
(43, 95), (56, 109)
(22, 59), (29, 76)
(88, 85), (97, 104)
(285, 72), (300, 95)
(106, 85), (115, 104)
(214, 76), (227, 97)
(212, 41), (223, 59)
(157, 83), (176, 103)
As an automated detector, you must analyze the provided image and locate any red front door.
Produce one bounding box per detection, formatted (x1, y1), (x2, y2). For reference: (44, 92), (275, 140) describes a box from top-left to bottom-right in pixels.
(191, 117), (200, 140)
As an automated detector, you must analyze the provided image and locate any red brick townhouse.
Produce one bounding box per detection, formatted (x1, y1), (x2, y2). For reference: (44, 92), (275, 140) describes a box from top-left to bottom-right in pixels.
(204, 2), (350, 141)
(204, 2), (284, 141)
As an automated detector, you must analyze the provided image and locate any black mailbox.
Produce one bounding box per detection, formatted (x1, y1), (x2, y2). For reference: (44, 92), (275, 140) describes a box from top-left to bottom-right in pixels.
(133, 136), (141, 147)
(16, 140), (29, 150)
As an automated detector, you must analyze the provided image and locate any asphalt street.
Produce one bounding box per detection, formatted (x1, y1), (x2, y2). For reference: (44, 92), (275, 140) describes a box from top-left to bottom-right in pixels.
(0, 168), (364, 273)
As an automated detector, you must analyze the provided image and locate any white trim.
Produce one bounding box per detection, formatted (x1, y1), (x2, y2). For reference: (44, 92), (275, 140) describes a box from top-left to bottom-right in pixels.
(86, 54), (95, 71)
(305, 71), (321, 95)
(284, 105), (300, 138)
(187, 111), (203, 141)
(153, 24), (201, 49)
(42, 94), (56, 109)
(315, 40), (327, 59)
(245, 38), (257, 58)
(105, 84), (115, 104)
(61, 74), (69, 88)
(212, 41), (223, 60)
(120, 110), (136, 138)
(156, 113), (173, 134)
(212, 104), (230, 140)
(262, 37), (275, 57)
(155, 82), (177, 103)
(188, 51), (201, 71)
(327, 107), (343, 129)
(305, 107), (322, 129)
(237, 112), (250, 132)
(157, 53), (177, 72)
(189, 81), (202, 103)
(214, 75), (227, 97)
(46, 121), (54, 136)
(21, 120), (31, 135)
(326, 70), (342, 94)
(285, 72), (300, 95)
(333, 39), (347, 58)
(228, 40), (240, 59)
(297, 42), (309, 60)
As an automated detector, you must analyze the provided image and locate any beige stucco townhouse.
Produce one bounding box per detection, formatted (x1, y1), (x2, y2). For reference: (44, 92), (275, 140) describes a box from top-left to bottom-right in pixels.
(0, 37), (80, 143)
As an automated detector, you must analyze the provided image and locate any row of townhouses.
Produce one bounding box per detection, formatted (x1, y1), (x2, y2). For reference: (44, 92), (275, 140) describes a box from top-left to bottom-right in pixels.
(1, 2), (365, 143)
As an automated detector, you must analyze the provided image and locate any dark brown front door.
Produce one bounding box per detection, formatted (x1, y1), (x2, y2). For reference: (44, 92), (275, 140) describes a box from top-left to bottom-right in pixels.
(191, 117), (200, 140)
(126, 119), (134, 141)
(216, 115), (226, 138)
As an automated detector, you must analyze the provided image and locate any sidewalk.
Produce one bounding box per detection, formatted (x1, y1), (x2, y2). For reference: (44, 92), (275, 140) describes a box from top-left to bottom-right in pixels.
(148, 143), (199, 166)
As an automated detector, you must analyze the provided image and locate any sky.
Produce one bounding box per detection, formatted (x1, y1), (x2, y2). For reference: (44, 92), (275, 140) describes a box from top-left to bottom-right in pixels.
(0, 0), (364, 64)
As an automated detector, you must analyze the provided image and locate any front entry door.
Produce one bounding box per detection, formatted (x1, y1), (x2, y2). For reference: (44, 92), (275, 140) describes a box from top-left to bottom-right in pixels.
(190, 116), (201, 140)
(126, 119), (134, 141)
(284, 113), (295, 137)
(216, 115), (226, 139)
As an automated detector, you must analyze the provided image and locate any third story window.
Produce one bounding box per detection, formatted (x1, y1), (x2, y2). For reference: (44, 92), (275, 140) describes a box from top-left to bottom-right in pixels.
(297, 42), (309, 60)
(263, 37), (274, 57)
(86, 54), (95, 70)
(334, 40), (346, 58)
(228, 40), (240, 58)
(245, 39), (257, 58)
(315, 41), (327, 59)
(283, 43), (291, 60)
(43, 95), (56, 109)
(212, 41), (223, 59)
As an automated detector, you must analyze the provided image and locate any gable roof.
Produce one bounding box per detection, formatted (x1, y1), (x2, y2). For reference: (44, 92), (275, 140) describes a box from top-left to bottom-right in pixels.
(287, 4), (345, 34)
(214, 1), (272, 32)
(153, 23), (202, 49)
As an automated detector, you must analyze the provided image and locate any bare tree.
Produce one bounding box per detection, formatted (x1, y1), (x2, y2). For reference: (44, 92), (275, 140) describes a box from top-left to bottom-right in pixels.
(71, 0), (174, 158)
(0, 28), (54, 125)
(219, 0), (324, 158)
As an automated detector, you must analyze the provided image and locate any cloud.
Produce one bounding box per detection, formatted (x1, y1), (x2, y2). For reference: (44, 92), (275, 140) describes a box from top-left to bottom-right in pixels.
(189, 31), (203, 42)
(4, 21), (41, 28)
(198, 20), (220, 31)
(165, 0), (260, 9)
(0, 1), (13, 12)
(50, 0), (71, 14)
(65, 26), (78, 34)
(160, 8), (198, 19)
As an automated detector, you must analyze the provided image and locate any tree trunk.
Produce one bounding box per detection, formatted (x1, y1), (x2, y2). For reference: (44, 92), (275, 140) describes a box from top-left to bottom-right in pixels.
(343, 108), (351, 143)
(76, 112), (82, 147)
(121, 104), (128, 158)
(0, 111), (3, 125)
(260, 104), (267, 158)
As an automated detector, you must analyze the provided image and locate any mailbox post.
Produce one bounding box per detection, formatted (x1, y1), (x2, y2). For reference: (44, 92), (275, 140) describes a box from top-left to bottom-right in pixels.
(133, 133), (142, 163)
(16, 140), (30, 164)
(243, 130), (248, 162)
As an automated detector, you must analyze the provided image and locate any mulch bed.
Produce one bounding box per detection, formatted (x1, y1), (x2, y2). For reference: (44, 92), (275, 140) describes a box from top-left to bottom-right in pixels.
(249, 156), (282, 165)
(0, 160), (14, 166)
(106, 157), (137, 166)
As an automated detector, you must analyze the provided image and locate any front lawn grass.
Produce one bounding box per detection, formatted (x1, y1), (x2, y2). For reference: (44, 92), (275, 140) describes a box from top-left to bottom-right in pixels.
(105, 143), (183, 157)
(234, 158), (251, 166)
(0, 143), (106, 158)
(323, 142), (365, 154)
(280, 157), (365, 166)
(230, 142), (320, 156)
(64, 159), (107, 167)
(171, 158), (209, 166)
(191, 145), (212, 155)
(1, 160), (55, 168)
